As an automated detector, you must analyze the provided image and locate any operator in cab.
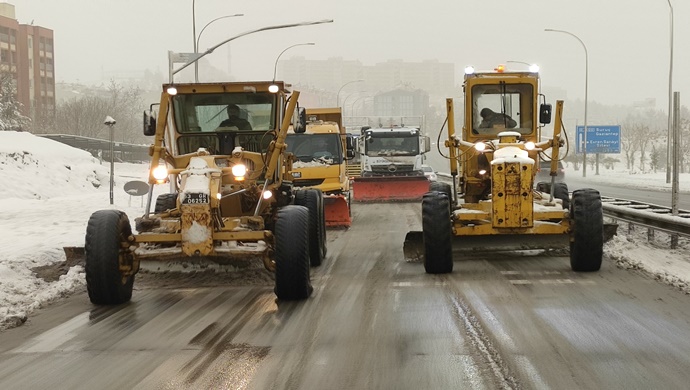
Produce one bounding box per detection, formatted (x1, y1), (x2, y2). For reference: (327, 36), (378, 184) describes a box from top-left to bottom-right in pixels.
(219, 104), (252, 130)
(478, 108), (517, 129)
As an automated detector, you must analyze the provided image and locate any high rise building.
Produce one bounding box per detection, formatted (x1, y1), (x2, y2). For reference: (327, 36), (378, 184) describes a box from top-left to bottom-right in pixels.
(0, 3), (55, 125)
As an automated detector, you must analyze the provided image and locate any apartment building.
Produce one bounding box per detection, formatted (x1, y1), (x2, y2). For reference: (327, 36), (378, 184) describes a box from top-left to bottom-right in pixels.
(0, 3), (55, 124)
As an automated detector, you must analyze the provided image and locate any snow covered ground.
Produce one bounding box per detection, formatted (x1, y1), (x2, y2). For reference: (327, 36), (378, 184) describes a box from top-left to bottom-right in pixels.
(0, 131), (689, 331)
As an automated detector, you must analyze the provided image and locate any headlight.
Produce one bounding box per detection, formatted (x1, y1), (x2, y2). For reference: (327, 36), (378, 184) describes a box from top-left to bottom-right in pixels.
(524, 141), (536, 150)
(268, 84), (280, 93)
(152, 165), (168, 180)
(529, 64), (540, 73)
(231, 164), (247, 177)
(166, 86), (177, 96)
(464, 66), (475, 75)
(474, 142), (486, 152)
(262, 190), (273, 200)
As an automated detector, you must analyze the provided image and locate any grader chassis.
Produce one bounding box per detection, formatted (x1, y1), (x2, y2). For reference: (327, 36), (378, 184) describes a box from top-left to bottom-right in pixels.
(405, 67), (615, 273)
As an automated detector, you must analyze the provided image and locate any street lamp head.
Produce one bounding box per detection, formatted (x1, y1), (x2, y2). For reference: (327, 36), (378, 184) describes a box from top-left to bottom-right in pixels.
(272, 42), (316, 82)
(104, 116), (116, 126)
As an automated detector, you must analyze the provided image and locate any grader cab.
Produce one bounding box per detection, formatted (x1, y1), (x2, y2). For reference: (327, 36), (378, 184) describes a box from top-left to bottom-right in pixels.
(83, 81), (326, 304)
(406, 66), (614, 274)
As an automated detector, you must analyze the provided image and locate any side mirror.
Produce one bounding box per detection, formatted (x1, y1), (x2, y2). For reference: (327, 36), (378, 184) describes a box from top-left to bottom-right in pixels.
(345, 135), (355, 159)
(539, 103), (552, 125)
(421, 135), (431, 153)
(143, 110), (157, 136)
(294, 107), (307, 133)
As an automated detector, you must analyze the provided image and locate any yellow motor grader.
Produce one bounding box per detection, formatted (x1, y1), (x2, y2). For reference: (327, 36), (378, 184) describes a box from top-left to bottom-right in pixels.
(406, 65), (614, 274)
(84, 81), (326, 304)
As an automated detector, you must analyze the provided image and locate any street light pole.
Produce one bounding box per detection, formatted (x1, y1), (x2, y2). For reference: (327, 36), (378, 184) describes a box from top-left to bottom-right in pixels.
(173, 19), (333, 77)
(195, 13), (244, 82)
(545, 28), (588, 177)
(272, 42), (315, 82)
(336, 79), (364, 106)
(104, 116), (116, 205)
(665, 0), (674, 183)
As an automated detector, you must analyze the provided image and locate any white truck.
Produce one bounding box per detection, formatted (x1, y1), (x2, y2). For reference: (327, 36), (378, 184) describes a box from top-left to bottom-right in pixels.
(353, 124), (431, 201)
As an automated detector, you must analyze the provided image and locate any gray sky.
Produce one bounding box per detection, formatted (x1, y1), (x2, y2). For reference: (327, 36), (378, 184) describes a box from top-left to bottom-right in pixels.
(12, 0), (689, 109)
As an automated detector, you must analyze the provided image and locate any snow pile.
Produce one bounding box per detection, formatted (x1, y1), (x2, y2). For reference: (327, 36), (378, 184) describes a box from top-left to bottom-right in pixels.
(0, 131), (107, 200)
(0, 131), (154, 331)
(606, 232), (690, 294)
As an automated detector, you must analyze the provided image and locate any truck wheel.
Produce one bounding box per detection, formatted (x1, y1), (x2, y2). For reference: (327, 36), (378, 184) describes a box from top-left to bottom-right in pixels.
(154, 193), (177, 213)
(552, 182), (570, 210)
(422, 192), (453, 274)
(295, 189), (326, 267)
(429, 181), (453, 213)
(274, 205), (313, 300)
(570, 188), (603, 272)
(85, 210), (134, 305)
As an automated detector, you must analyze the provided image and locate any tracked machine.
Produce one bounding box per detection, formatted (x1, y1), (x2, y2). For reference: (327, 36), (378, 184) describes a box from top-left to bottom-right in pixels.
(84, 81), (326, 304)
(286, 108), (355, 228)
(405, 65), (614, 274)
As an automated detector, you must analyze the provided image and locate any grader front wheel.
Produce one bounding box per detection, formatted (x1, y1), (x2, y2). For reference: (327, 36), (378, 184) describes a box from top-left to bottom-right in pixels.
(570, 188), (603, 272)
(422, 191), (453, 274)
(85, 210), (134, 305)
(274, 205), (313, 300)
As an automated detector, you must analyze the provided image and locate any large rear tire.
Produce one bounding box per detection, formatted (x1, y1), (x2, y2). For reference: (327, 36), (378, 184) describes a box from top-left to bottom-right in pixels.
(295, 189), (326, 267)
(274, 205), (313, 300)
(422, 191), (453, 274)
(570, 188), (603, 272)
(154, 193), (177, 213)
(85, 210), (134, 305)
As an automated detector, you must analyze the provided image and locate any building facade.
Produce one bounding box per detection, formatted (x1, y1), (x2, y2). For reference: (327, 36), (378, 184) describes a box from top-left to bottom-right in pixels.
(0, 3), (55, 125)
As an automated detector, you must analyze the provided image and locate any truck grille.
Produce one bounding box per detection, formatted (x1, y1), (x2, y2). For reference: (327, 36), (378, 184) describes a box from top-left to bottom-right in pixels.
(371, 164), (415, 174)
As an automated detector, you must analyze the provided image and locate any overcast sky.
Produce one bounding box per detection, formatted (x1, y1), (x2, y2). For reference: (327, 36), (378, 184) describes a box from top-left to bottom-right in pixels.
(10, 0), (690, 108)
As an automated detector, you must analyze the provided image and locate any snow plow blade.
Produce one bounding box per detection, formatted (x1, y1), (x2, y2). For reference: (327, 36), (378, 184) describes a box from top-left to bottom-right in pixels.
(324, 194), (351, 228)
(63, 246), (85, 262)
(352, 176), (430, 202)
(403, 223), (618, 262)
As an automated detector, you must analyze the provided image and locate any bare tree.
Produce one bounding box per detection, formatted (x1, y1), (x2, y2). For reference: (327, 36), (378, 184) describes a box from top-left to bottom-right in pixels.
(53, 81), (145, 143)
(621, 119), (640, 171)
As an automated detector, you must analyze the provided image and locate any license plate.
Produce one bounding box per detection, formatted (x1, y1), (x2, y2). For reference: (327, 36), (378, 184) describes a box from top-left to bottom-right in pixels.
(183, 193), (209, 204)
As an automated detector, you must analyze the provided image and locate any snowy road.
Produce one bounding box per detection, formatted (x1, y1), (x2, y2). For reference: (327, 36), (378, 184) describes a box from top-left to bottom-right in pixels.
(2, 203), (690, 389)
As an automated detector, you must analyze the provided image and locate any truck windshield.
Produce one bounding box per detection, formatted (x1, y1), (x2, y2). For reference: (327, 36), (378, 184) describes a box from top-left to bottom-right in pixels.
(365, 133), (419, 156)
(286, 133), (342, 164)
(472, 83), (533, 136)
(171, 92), (277, 154)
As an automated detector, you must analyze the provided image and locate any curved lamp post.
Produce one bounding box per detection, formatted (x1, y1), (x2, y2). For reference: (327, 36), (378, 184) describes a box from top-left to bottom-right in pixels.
(336, 79), (364, 106)
(351, 96), (373, 116)
(545, 28), (589, 177)
(194, 13), (244, 82)
(665, 0), (674, 183)
(173, 19), (333, 78)
(272, 42), (315, 82)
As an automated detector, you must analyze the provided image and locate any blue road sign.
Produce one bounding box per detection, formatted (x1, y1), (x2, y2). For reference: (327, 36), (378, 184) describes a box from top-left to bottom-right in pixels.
(576, 125), (621, 154)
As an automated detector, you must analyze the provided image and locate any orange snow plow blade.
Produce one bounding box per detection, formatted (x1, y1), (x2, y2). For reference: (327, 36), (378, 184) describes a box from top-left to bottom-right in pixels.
(324, 195), (351, 228)
(352, 176), (430, 202)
